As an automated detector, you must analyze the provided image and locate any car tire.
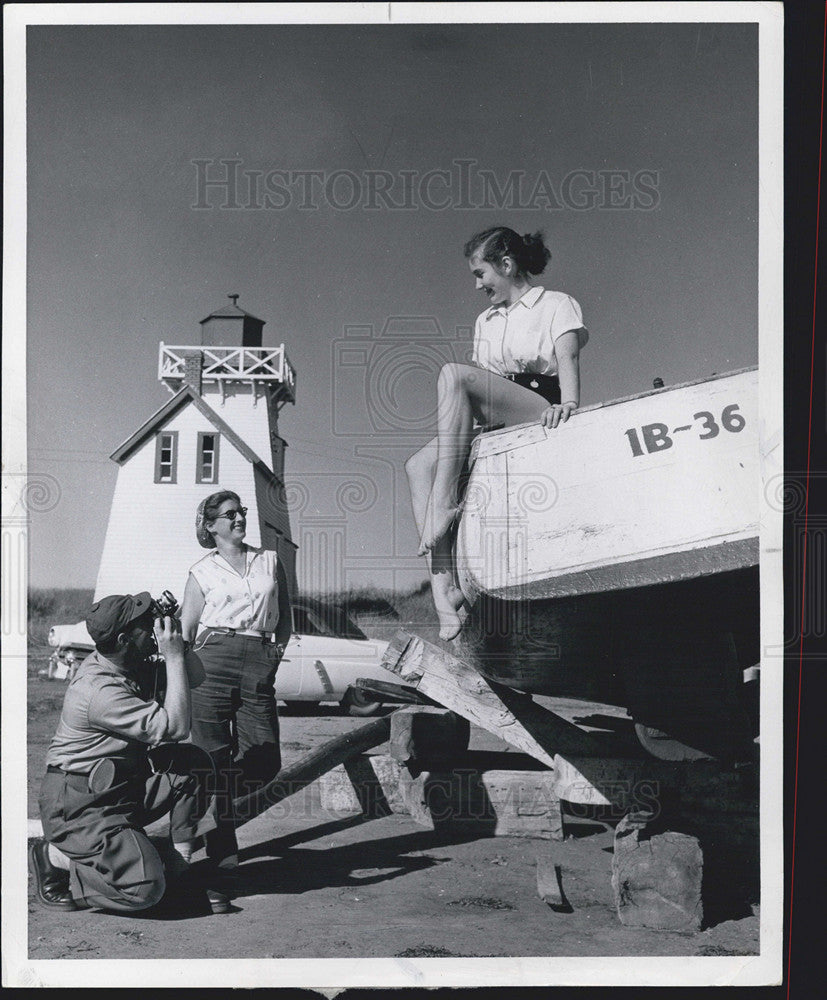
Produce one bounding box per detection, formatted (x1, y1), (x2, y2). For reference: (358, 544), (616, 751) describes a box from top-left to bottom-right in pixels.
(341, 688), (382, 717)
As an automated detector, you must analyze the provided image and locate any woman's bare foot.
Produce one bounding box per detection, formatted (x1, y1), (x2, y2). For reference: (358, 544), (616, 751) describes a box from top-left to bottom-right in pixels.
(418, 504), (460, 555)
(434, 585), (468, 641)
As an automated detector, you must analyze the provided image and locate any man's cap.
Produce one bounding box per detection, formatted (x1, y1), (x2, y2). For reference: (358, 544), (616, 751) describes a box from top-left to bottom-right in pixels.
(85, 592), (152, 646)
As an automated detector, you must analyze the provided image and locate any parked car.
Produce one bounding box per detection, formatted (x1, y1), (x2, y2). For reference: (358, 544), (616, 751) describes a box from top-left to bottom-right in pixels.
(276, 598), (393, 715)
(47, 598), (396, 716)
(45, 622), (94, 680)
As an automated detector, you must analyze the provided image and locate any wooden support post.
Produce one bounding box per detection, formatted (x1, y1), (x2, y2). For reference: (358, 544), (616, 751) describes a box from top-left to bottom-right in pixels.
(536, 849), (572, 911)
(551, 754), (679, 814)
(318, 751), (563, 839)
(381, 630), (604, 767)
(389, 706), (471, 771)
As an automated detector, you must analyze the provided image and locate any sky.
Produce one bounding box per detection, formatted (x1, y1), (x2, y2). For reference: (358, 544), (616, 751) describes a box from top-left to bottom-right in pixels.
(23, 17), (759, 592)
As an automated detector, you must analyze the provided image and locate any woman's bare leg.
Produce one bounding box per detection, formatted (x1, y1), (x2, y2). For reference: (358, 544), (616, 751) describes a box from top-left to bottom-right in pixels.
(405, 438), (438, 538)
(405, 441), (468, 640)
(418, 365), (478, 553)
(419, 364), (551, 552)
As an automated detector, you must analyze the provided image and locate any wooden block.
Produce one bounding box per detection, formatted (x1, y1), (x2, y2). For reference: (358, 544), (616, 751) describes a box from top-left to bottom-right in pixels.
(317, 755), (404, 817)
(389, 706), (471, 769)
(481, 770), (563, 839)
(398, 765), (563, 839)
(536, 852), (572, 911)
(611, 815), (703, 932)
(381, 630), (603, 767)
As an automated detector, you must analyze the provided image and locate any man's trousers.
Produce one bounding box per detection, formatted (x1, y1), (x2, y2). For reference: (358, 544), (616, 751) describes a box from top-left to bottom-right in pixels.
(38, 743), (216, 912)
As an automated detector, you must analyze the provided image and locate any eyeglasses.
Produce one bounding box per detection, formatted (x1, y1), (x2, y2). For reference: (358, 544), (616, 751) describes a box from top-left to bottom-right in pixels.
(212, 507), (248, 521)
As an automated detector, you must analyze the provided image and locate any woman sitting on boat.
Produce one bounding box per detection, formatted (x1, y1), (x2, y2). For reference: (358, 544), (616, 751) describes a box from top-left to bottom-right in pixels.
(405, 226), (589, 640)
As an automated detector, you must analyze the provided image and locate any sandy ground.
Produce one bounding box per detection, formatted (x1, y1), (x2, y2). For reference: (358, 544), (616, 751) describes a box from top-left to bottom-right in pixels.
(24, 678), (759, 982)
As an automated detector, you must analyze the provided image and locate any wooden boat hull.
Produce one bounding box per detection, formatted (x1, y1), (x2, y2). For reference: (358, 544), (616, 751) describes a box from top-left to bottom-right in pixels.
(457, 368), (759, 603)
(454, 566), (759, 696)
(453, 370), (763, 756)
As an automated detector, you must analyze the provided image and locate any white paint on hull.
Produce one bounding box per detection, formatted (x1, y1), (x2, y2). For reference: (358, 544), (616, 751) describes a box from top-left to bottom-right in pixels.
(458, 368), (761, 601)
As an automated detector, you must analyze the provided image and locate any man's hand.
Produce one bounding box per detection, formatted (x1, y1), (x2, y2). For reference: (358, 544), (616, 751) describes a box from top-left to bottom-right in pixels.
(153, 615), (191, 741)
(541, 401), (577, 429)
(154, 615), (185, 662)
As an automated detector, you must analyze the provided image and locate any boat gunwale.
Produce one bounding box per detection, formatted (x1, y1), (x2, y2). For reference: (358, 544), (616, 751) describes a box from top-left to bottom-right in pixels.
(470, 365), (758, 461)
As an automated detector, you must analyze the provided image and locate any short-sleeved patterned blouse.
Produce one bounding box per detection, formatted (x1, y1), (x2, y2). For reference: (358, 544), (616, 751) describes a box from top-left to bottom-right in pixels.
(189, 546), (280, 632)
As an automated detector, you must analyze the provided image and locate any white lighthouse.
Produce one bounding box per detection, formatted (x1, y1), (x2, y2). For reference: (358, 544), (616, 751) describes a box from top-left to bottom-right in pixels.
(94, 295), (297, 601)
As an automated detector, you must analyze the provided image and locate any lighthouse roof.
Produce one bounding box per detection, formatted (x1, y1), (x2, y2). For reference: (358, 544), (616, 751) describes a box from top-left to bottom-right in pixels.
(199, 297), (264, 325)
(109, 384), (279, 476)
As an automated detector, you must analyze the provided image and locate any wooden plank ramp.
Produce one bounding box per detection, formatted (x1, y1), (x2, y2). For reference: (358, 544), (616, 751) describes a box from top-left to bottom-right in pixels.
(381, 630), (605, 767)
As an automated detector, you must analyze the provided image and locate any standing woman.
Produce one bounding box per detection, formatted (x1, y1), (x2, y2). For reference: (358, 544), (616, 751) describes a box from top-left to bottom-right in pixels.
(180, 490), (293, 873)
(405, 227), (589, 640)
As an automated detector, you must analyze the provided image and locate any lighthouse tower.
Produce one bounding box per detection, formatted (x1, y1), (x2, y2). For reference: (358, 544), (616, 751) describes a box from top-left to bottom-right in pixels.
(94, 295), (297, 601)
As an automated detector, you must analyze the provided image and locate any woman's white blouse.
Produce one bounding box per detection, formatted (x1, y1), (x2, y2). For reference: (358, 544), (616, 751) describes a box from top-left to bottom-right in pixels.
(472, 286), (589, 376)
(189, 546), (280, 632)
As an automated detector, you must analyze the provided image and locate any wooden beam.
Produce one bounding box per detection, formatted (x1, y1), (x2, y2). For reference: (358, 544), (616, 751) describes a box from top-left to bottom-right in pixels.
(233, 715), (391, 826)
(551, 754), (680, 810)
(317, 755), (406, 817)
(381, 630), (604, 766)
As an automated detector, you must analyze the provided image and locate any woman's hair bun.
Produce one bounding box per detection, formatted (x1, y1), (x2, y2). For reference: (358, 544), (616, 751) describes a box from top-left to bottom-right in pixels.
(521, 231), (552, 275)
(464, 226), (551, 275)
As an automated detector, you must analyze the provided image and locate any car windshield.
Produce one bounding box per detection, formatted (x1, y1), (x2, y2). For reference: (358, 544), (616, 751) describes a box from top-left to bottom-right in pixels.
(293, 601), (367, 640)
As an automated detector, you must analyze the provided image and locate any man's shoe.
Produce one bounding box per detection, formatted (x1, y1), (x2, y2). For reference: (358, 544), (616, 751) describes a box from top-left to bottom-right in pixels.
(28, 839), (77, 911)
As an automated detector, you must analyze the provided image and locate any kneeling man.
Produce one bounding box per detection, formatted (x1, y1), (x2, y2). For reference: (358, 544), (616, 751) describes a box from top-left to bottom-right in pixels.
(31, 592), (221, 913)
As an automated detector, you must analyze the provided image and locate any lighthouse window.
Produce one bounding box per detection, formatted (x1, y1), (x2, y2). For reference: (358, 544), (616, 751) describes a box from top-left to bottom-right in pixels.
(154, 431), (178, 484)
(197, 432), (220, 484)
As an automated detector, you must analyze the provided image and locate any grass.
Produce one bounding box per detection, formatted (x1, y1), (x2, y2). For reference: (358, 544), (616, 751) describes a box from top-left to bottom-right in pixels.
(300, 581), (444, 648)
(26, 582), (445, 675)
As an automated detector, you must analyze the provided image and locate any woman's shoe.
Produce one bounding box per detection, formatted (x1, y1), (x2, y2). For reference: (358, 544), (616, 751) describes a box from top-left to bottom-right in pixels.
(203, 861), (239, 914)
(206, 886), (232, 914)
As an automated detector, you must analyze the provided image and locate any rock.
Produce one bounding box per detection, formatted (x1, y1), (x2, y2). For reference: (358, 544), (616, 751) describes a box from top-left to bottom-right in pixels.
(612, 815), (703, 932)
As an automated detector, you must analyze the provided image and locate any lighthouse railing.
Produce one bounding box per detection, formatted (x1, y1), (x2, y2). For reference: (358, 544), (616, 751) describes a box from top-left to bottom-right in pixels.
(159, 344), (296, 394)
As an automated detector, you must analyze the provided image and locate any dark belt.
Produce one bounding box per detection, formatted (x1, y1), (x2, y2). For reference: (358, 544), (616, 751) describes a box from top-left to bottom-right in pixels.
(203, 626), (278, 644)
(502, 372), (561, 405)
(47, 759), (145, 789)
(46, 764), (92, 792)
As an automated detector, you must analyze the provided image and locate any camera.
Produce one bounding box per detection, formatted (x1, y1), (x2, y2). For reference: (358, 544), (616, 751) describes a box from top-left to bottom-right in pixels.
(149, 590), (179, 619)
(147, 590), (179, 703)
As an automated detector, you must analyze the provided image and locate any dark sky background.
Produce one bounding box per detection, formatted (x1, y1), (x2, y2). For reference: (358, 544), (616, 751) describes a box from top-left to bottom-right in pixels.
(25, 20), (758, 591)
